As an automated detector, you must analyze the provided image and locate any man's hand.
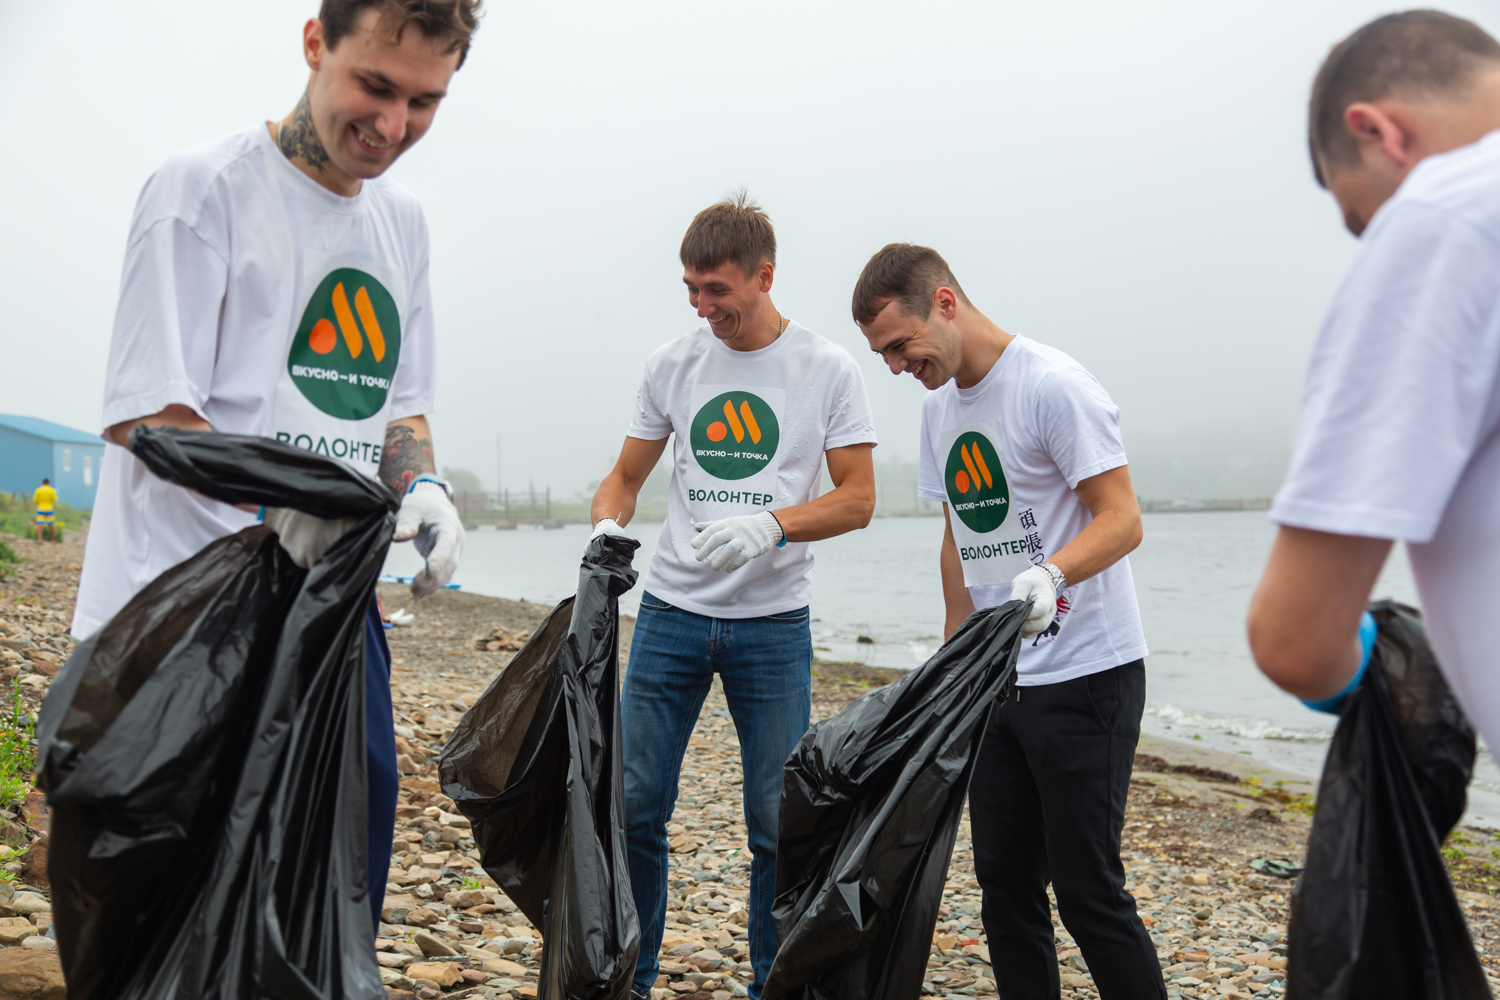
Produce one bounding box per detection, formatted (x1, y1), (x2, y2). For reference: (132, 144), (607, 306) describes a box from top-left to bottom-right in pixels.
(262, 508), (360, 568)
(1248, 526), (1391, 700)
(692, 512), (784, 573)
(589, 517), (631, 545)
(395, 481), (465, 598)
(1010, 564), (1062, 637)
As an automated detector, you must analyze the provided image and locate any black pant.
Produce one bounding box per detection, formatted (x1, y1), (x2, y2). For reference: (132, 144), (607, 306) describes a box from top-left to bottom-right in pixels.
(970, 660), (1165, 1000)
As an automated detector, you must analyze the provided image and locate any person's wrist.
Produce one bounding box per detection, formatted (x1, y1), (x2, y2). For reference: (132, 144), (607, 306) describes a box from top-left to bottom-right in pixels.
(409, 474), (453, 499)
(1039, 561), (1066, 594)
(1301, 611), (1376, 715)
(764, 511), (787, 548)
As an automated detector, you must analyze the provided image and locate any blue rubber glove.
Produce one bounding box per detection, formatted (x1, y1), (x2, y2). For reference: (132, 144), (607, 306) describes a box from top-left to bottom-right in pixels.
(1302, 611), (1377, 715)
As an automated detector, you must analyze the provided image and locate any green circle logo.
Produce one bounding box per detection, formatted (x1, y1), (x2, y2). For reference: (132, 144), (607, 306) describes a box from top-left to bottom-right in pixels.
(945, 432), (1009, 532)
(690, 392), (780, 480)
(287, 268), (402, 420)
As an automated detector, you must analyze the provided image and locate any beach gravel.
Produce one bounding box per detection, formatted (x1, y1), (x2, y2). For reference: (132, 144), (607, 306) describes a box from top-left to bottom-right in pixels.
(3, 529), (1500, 998)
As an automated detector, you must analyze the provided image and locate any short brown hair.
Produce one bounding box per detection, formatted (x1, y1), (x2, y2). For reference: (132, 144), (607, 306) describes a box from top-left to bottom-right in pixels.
(851, 243), (970, 326)
(321, 0), (483, 69)
(680, 191), (777, 277)
(1309, 10), (1500, 183)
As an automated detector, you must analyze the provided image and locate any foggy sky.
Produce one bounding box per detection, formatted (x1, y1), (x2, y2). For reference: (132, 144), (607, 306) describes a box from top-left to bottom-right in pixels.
(5, 1), (1494, 500)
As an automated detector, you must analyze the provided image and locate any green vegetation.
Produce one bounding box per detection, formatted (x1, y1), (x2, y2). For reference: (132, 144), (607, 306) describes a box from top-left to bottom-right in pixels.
(0, 493), (90, 544)
(1441, 829), (1500, 894)
(0, 541), (18, 579)
(462, 876), (484, 891)
(0, 680), (34, 813)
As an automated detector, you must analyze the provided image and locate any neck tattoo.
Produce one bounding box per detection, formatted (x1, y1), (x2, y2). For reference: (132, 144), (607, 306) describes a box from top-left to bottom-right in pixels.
(278, 90), (330, 174)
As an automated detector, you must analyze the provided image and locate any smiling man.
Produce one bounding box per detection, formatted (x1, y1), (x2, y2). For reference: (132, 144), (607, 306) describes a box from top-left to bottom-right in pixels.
(854, 244), (1160, 1000)
(591, 194), (877, 999)
(73, 0), (480, 935)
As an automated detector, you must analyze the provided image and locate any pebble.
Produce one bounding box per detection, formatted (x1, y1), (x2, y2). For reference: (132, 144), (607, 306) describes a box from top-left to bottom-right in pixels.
(5, 536), (1500, 999)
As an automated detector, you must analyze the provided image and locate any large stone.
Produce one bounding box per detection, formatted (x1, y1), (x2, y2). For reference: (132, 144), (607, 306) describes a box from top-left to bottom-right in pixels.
(19, 939), (55, 952)
(407, 963), (465, 988)
(19, 843), (46, 890)
(412, 930), (457, 957)
(1060, 973), (1089, 989)
(0, 918), (35, 945)
(443, 889), (486, 909)
(479, 957), (527, 977)
(9, 896), (48, 917)
(379, 967), (416, 989)
(404, 908), (440, 928)
(0, 948), (66, 999)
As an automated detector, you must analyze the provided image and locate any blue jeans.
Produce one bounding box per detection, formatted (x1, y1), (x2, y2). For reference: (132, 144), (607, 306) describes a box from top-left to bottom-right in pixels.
(622, 593), (812, 1000)
(365, 599), (399, 936)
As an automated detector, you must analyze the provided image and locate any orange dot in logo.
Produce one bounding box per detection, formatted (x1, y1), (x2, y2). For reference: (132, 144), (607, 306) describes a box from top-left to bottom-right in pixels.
(707, 421), (728, 443)
(309, 318), (337, 355)
(955, 470), (971, 494)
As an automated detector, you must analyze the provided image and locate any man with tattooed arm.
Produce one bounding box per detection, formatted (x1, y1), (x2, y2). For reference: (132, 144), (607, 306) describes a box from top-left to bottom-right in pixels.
(71, 0), (481, 934)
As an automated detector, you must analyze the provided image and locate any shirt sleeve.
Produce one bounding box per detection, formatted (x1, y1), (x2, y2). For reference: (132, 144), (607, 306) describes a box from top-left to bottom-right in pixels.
(1272, 200), (1500, 542)
(626, 360), (672, 440)
(1033, 366), (1128, 489)
(100, 217), (230, 432)
(917, 396), (947, 502)
(823, 361), (879, 451)
(387, 212), (437, 421)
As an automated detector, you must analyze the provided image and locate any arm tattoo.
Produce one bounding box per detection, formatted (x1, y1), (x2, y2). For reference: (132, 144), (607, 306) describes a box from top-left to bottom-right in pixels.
(379, 423), (435, 496)
(278, 89), (330, 174)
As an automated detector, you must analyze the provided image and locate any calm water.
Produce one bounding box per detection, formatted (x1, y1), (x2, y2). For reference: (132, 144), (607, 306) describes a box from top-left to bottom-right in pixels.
(385, 511), (1500, 826)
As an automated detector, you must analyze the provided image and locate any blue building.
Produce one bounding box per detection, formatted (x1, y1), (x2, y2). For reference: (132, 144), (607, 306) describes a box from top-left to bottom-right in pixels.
(0, 415), (106, 509)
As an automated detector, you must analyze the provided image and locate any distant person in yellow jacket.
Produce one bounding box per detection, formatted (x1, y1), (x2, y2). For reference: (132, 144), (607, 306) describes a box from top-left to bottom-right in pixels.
(32, 479), (57, 544)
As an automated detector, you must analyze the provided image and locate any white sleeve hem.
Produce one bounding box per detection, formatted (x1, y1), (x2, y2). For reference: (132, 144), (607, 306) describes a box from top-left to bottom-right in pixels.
(917, 488), (947, 503)
(100, 383), (207, 433)
(387, 399), (436, 423)
(627, 418), (673, 440)
(1065, 454), (1128, 491)
(1268, 495), (1434, 543)
(824, 430), (879, 451)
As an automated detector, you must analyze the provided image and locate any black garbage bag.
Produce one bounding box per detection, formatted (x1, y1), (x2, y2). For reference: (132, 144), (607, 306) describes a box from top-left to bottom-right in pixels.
(1288, 600), (1489, 1000)
(440, 532), (641, 1000)
(37, 428), (395, 1000)
(763, 599), (1030, 1000)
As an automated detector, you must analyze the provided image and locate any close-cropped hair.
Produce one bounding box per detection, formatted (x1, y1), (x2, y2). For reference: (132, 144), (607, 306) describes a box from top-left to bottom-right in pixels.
(851, 244), (970, 326)
(320, 0), (484, 68)
(1309, 10), (1500, 184)
(680, 192), (777, 278)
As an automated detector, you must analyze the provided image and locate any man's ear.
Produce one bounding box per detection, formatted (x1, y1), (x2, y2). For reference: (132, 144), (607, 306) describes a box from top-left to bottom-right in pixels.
(758, 260), (775, 293)
(1344, 102), (1415, 170)
(304, 18), (327, 71)
(934, 287), (960, 320)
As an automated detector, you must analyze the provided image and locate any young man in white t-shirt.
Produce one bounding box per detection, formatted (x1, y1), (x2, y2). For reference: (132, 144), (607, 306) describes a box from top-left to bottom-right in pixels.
(1249, 15), (1500, 742)
(856, 245), (1162, 1000)
(591, 195), (878, 999)
(72, 0), (479, 933)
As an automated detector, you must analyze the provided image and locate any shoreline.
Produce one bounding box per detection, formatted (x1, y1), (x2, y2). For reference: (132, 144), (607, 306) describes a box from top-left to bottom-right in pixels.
(2, 533), (1499, 998)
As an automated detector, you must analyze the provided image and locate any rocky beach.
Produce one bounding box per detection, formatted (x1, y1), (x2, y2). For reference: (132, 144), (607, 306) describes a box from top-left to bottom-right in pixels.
(1, 531), (1499, 1000)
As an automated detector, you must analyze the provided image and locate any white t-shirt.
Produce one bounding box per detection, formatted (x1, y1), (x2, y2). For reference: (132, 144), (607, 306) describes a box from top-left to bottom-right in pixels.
(73, 124), (437, 638)
(918, 336), (1148, 685)
(628, 323), (878, 619)
(1272, 128), (1500, 755)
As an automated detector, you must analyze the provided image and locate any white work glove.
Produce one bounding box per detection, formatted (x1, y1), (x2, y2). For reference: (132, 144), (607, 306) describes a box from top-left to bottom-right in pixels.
(262, 507), (360, 569)
(394, 481), (465, 599)
(692, 512), (783, 573)
(589, 517), (631, 545)
(1010, 563), (1065, 638)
